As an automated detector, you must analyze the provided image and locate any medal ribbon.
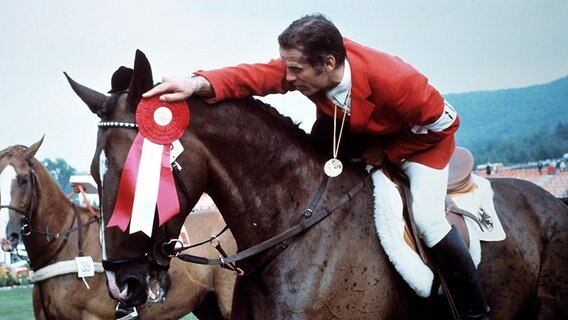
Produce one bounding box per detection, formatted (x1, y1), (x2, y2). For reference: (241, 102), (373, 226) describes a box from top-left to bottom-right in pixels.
(332, 104), (347, 160)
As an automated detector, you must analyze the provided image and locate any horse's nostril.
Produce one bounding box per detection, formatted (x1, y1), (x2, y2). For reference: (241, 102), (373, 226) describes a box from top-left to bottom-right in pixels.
(125, 277), (142, 297)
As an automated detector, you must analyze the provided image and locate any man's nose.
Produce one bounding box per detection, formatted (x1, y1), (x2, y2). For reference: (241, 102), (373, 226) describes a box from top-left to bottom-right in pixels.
(285, 71), (296, 82)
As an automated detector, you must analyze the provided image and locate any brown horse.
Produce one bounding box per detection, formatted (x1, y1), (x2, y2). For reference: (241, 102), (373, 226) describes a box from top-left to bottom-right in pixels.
(68, 50), (568, 319)
(0, 139), (236, 320)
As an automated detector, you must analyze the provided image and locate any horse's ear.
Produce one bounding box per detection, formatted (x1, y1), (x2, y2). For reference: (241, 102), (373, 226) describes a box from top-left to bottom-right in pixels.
(64, 72), (107, 116)
(127, 49), (154, 113)
(24, 136), (44, 160)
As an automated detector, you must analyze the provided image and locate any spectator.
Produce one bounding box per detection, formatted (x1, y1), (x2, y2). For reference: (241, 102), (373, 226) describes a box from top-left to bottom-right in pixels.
(537, 161), (543, 174)
(548, 161), (556, 175)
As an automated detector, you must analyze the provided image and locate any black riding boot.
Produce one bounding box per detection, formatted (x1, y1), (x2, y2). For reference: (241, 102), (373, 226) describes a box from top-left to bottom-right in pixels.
(430, 226), (491, 319)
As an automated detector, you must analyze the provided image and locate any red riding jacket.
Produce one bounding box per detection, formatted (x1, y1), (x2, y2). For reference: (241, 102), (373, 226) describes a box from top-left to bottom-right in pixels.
(195, 38), (459, 169)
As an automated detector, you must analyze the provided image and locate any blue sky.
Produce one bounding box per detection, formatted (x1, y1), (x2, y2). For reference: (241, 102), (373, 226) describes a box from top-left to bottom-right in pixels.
(1, 0), (567, 172)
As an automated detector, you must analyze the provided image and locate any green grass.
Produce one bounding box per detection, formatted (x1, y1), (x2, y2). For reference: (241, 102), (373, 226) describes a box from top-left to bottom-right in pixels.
(0, 286), (34, 320)
(0, 286), (198, 319)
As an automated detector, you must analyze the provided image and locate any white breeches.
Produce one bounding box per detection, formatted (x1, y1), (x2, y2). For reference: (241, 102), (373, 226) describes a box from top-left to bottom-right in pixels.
(401, 161), (451, 248)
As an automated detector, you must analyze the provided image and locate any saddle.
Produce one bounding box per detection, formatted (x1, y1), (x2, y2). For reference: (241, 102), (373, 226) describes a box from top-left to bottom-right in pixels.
(364, 146), (505, 297)
(372, 147), (492, 262)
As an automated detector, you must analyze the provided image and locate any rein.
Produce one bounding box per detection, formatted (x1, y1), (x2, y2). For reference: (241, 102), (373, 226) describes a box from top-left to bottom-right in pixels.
(170, 171), (373, 269)
(25, 204), (100, 270)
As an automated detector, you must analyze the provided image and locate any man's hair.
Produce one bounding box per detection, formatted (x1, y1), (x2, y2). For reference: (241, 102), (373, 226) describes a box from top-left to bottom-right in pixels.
(278, 13), (346, 73)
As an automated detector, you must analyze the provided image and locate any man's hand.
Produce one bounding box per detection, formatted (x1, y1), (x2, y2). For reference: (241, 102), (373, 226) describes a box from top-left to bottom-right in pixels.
(360, 141), (386, 167)
(142, 75), (213, 102)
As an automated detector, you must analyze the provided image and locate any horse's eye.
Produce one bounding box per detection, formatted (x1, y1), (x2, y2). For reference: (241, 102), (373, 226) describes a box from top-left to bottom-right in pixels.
(17, 175), (29, 188)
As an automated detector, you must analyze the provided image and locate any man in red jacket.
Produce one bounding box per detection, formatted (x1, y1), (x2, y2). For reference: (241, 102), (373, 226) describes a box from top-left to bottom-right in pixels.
(144, 13), (490, 319)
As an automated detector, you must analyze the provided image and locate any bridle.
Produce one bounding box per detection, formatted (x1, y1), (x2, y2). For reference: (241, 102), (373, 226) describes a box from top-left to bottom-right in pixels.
(96, 118), (375, 275)
(95, 119), (182, 272)
(0, 151), (38, 237)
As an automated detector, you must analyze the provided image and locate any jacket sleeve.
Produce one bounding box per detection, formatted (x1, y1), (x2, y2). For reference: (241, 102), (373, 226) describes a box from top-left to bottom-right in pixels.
(392, 72), (445, 128)
(384, 72), (459, 168)
(194, 59), (293, 103)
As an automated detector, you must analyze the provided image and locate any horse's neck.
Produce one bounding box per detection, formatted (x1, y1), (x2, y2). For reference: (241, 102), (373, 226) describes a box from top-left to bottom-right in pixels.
(198, 103), (324, 247)
(27, 169), (101, 265)
(34, 167), (73, 228)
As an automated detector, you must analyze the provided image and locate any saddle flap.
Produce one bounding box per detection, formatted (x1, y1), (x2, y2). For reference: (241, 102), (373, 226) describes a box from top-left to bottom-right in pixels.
(450, 175), (506, 242)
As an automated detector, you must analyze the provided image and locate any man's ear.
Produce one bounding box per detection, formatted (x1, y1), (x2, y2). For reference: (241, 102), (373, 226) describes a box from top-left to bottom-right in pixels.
(324, 55), (337, 72)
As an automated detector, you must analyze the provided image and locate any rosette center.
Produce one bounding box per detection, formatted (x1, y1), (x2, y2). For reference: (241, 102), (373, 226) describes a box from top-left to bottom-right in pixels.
(153, 106), (173, 126)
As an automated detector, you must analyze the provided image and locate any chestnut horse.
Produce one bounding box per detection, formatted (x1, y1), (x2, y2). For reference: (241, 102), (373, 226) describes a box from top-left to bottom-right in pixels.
(68, 50), (568, 319)
(0, 140), (236, 320)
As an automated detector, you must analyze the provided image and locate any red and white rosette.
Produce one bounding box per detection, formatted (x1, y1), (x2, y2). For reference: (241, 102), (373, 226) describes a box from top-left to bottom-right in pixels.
(136, 97), (190, 144)
(107, 96), (189, 237)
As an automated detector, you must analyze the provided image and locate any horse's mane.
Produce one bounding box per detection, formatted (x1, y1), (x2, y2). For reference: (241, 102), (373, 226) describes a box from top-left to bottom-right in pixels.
(223, 97), (370, 161)
(100, 91), (369, 162)
(233, 97), (311, 140)
(34, 158), (77, 206)
(103, 92), (308, 140)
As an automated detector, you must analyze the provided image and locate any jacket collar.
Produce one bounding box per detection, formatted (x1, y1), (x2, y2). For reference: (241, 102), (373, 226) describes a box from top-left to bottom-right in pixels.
(346, 46), (375, 133)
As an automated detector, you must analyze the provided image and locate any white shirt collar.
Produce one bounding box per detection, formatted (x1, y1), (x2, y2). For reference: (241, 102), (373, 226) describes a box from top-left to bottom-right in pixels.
(326, 58), (352, 113)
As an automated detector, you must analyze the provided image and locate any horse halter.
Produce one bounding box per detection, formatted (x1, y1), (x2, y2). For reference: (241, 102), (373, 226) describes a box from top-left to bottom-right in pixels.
(0, 152), (37, 236)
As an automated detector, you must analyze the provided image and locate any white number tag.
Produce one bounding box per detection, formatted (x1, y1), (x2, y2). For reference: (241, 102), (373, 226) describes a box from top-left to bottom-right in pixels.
(75, 256), (95, 278)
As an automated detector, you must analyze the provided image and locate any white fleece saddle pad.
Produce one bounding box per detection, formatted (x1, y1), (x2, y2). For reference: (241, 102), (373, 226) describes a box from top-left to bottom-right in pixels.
(370, 168), (505, 298)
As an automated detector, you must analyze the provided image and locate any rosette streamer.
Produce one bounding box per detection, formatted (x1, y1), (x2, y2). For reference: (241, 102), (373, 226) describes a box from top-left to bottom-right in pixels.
(107, 97), (189, 237)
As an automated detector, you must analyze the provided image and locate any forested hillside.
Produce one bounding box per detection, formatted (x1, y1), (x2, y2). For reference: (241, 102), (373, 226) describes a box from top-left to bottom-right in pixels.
(445, 76), (568, 165)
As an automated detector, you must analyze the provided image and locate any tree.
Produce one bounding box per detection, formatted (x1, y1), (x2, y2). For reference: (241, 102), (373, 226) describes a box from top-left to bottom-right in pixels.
(554, 121), (568, 139)
(42, 158), (77, 194)
(472, 121), (568, 166)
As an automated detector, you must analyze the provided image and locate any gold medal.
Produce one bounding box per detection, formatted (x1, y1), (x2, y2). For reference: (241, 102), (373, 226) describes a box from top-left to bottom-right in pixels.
(324, 158), (343, 177)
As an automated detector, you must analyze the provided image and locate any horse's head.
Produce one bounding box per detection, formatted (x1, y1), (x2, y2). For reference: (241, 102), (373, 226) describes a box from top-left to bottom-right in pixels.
(0, 138), (43, 252)
(66, 50), (206, 307)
